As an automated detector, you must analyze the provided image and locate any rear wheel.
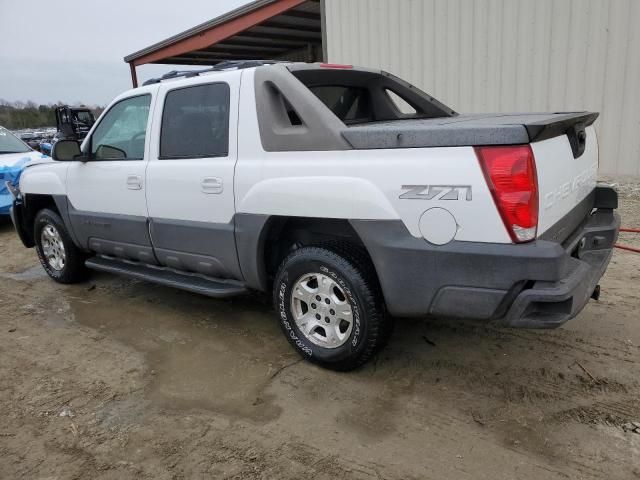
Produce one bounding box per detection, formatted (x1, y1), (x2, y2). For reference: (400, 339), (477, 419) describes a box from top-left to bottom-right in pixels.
(34, 209), (88, 284)
(273, 245), (391, 371)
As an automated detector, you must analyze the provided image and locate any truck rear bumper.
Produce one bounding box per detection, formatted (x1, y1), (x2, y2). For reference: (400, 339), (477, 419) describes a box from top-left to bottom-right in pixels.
(501, 208), (618, 328)
(350, 187), (619, 328)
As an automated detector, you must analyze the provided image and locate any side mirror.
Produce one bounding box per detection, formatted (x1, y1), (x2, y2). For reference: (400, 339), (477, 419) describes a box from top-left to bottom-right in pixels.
(52, 140), (82, 161)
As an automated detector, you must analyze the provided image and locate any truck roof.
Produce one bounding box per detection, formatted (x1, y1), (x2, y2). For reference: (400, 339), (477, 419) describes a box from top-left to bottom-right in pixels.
(138, 61), (388, 89)
(141, 60), (281, 86)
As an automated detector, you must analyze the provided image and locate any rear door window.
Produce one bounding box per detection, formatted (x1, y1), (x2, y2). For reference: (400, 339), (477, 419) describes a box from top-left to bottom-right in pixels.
(160, 83), (230, 159)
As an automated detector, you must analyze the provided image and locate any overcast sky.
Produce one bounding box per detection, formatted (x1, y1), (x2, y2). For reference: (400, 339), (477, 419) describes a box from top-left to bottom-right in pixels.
(0, 0), (250, 106)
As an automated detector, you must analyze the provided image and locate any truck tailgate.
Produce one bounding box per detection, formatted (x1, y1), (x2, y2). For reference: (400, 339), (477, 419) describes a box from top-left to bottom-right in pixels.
(532, 124), (598, 240)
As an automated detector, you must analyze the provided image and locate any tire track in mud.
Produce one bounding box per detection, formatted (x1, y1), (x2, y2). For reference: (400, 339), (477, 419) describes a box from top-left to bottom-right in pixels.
(417, 352), (640, 429)
(366, 401), (610, 480)
(407, 318), (640, 415)
(355, 319), (640, 479)
(551, 397), (640, 427)
(499, 328), (638, 364)
(425, 319), (639, 364)
(282, 442), (391, 479)
(271, 357), (623, 480)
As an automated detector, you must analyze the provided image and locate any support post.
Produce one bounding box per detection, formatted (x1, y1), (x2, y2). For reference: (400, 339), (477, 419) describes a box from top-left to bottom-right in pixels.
(320, 0), (327, 62)
(129, 63), (138, 88)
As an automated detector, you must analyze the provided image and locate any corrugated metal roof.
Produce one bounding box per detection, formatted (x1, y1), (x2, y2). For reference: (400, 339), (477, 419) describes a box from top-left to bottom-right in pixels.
(125, 0), (279, 62)
(124, 0), (321, 66)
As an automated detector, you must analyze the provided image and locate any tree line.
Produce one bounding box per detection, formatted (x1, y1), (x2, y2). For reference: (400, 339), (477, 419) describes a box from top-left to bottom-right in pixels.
(0, 100), (104, 130)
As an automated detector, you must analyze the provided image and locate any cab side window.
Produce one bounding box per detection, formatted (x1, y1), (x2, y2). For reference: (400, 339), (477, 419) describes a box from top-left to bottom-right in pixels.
(90, 95), (151, 160)
(160, 83), (230, 159)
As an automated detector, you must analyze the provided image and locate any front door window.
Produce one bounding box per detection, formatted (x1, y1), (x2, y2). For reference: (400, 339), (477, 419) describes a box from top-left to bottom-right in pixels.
(90, 95), (151, 160)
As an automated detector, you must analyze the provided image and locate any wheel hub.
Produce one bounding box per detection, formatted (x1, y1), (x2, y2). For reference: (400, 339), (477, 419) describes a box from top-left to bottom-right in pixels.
(290, 272), (353, 349)
(40, 224), (66, 271)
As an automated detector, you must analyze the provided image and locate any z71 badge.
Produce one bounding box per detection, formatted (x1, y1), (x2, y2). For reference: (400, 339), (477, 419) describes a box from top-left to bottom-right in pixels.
(399, 185), (472, 201)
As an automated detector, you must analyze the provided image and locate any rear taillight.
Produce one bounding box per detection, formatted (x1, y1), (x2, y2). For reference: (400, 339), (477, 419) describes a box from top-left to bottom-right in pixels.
(475, 145), (538, 243)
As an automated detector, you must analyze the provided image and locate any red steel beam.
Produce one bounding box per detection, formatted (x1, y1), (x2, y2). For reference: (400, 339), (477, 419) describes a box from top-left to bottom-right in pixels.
(132, 0), (306, 67)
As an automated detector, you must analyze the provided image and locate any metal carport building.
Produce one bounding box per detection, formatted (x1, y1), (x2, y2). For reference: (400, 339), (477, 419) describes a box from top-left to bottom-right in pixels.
(124, 0), (324, 87)
(125, 0), (640, 176)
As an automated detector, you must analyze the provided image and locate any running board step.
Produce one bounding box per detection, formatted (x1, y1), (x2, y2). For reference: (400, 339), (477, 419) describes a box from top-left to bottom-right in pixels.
(85, 256), (247, 298)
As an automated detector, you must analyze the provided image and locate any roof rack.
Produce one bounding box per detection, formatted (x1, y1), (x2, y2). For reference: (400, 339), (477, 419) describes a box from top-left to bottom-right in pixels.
(141, 60), (282, 86)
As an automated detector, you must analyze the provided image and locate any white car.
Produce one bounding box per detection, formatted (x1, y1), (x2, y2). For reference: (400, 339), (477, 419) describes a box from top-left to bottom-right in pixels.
(7, 62), (620, 370)
(0, 126), (44, 215)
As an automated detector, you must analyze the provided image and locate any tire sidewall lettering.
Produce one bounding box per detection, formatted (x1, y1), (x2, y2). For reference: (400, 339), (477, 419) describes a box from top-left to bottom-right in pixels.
(279, 279), (313, 357)
(35, 218), (63, 280)
(319, 265), (361, 348)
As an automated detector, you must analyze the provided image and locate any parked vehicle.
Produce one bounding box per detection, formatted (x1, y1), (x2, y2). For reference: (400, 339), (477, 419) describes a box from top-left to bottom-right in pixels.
(54, 106), (95, 141)
(39, 139), (53, 156)
(15, 129), (56, 154)
(7, 62), (620, 370)
(0, 126), (44, 215)
(20, 107), (96, 156)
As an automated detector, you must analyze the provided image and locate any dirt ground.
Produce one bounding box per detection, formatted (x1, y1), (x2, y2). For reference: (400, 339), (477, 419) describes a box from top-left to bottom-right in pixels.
(1, 183), (639, 480)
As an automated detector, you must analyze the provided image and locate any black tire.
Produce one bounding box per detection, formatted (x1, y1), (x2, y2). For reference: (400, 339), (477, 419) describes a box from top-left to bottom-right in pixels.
(273, 245), (392, 371)
(34, 209), (88, 284)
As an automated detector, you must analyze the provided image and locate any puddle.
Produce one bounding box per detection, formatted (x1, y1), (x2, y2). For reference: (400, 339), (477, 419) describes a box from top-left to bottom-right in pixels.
(0, 265), (46, 281)
(67, 285), (296, 422)
(96, 394), (152, 429)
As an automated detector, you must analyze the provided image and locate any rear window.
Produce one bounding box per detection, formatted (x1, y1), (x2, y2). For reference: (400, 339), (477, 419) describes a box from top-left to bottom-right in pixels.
(160, 83), (230, 159)
(309, 85), (372, 124)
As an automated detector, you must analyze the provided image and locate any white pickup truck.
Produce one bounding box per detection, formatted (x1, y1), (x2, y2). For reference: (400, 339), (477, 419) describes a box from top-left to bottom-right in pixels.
(7, 61), (620, 370)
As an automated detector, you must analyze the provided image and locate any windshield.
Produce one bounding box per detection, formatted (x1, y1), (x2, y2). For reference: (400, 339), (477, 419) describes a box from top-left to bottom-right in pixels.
(0, 127), (31, 154)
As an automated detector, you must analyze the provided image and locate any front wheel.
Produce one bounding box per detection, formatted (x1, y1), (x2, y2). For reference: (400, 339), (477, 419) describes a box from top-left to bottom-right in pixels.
(273, 245), (391, 371)
(34, 209), (88, 284)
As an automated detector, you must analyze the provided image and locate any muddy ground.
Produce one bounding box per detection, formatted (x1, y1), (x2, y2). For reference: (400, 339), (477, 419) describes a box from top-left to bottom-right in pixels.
(1, 185), (639, 480)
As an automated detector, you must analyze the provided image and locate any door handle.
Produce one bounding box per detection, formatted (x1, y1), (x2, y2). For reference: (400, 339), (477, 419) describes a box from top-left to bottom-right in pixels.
(126, 175), (143, 190)
(201, 177), (223, 194)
